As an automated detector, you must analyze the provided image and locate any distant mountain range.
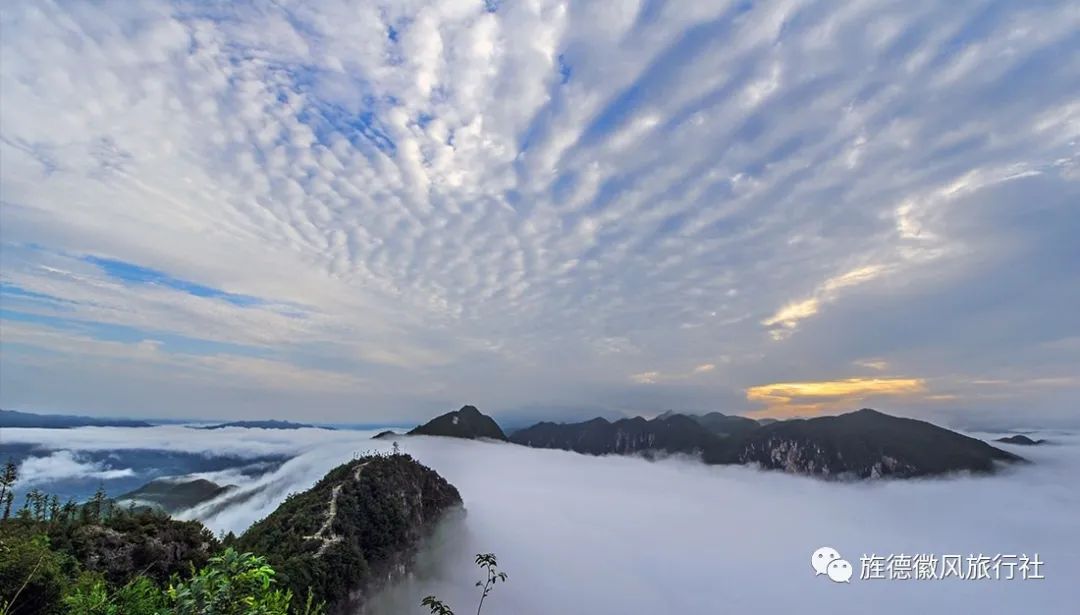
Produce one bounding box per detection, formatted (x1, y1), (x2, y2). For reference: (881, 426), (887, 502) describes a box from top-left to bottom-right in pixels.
(0, 410), (339, 431)
(0, 408), (152, 428)
(409, 405), (1024, 479)
(192, 419), (329, 430)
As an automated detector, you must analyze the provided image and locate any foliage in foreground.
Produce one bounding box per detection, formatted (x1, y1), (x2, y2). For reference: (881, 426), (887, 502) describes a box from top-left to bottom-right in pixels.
(1, 458), (503, 615)
(0, 458), (323, 615)
(1, 540), (324, 615)
(61, 548), (324, 615)
(422, 553), (509, 615)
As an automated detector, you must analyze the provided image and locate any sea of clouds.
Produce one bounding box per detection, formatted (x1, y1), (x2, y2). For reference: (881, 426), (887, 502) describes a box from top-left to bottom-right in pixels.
(3, 425), (1077, 614)
(15, 449), (135, 484)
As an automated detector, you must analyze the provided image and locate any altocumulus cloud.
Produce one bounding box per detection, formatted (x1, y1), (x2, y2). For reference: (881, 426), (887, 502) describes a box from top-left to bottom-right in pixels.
(0, 1), (1078, 425)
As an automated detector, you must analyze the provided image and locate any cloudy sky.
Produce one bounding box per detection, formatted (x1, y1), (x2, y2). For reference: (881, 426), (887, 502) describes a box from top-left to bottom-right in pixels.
(1, 0), (1077, 425)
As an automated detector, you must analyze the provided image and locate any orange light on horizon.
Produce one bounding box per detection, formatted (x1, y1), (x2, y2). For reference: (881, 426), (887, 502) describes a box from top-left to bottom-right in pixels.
(746, 377), (926, 417)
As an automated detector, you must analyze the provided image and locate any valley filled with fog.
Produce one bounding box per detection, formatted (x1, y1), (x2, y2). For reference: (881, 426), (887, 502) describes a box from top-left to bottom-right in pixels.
(2, 424), (1076, 614)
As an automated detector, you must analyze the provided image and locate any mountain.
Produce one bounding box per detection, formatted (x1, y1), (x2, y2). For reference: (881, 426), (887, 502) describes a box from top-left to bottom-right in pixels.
(194, 419), (327, 430)
(705, 408), (1024, 478)
(995, 434), (1045, 445)
(507, 407), (1022, 479)
(372, 430), (400, 439)
(509, 414), (717, 456)
(407, 405), (507, 440)
(690, 412), (762, 438)
(0, 408), (152, 429)
(115, 478), (236, 514)
(236, 453), (462, 613)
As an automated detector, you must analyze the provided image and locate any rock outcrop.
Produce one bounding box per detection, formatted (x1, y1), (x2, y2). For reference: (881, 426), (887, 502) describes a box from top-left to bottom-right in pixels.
(56, 513), (217, 585)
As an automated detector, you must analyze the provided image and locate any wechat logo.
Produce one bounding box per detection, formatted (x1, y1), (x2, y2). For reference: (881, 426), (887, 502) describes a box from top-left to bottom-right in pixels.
(811, 547), (853, 583)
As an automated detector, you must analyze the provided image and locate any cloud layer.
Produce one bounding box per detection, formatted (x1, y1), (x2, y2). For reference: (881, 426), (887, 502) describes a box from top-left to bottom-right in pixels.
(16, 450), (135, 485)
(4, 424), (1077, 613)
(1, 1), (1078, 424)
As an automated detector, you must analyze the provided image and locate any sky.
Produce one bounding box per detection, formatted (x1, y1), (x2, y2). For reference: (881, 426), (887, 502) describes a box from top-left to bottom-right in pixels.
(3, 424), (1077, 613)
(1, 0), (1078, 426)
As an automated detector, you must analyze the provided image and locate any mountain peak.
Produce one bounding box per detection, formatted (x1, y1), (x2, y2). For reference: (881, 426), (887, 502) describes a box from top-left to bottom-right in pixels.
(995, 434), (1045, 445)
(237, 454), (461, 611)
(408, 405), (507, 440)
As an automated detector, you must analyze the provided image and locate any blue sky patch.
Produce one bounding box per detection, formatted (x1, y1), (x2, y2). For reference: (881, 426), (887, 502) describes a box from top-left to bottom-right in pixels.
(1, 308), (270, 358)
(83, 256), (264, 307)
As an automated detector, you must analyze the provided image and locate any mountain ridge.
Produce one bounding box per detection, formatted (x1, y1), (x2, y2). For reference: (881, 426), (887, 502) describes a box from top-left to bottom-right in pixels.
(193, 419), (328, 430)
(115, 478), (236, 514)
(475, 406), (1023, 479)
(0, 408), (152, 429)
(705, 408), (1023, 478)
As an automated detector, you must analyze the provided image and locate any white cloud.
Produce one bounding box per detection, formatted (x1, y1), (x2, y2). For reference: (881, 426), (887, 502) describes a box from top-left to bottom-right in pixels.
(0, 0), (1077, 422)
(16, 450), (134, 485)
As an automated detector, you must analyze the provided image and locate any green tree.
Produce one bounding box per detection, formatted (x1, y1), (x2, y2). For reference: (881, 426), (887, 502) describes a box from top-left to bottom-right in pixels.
(0, 526), (72, 615)
(58, 548), (326, 615)
(0, 461), (17, 520)
(63, 573), (165, 615)
(47, 496), (60, 523)
(166, 548), (323, 615)
(0, 493), (12, 522)
(422, 553), (509, 615)
(87, 485), (107, 522)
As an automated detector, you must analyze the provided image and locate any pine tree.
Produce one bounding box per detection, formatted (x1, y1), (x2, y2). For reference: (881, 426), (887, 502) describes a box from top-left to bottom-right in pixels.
(2, 491), (13, 520)
(48, 494), (60, 522)
(0, 459), (17, 519)
(89, 484), (107, 522)
(29, 488), (46, 520)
